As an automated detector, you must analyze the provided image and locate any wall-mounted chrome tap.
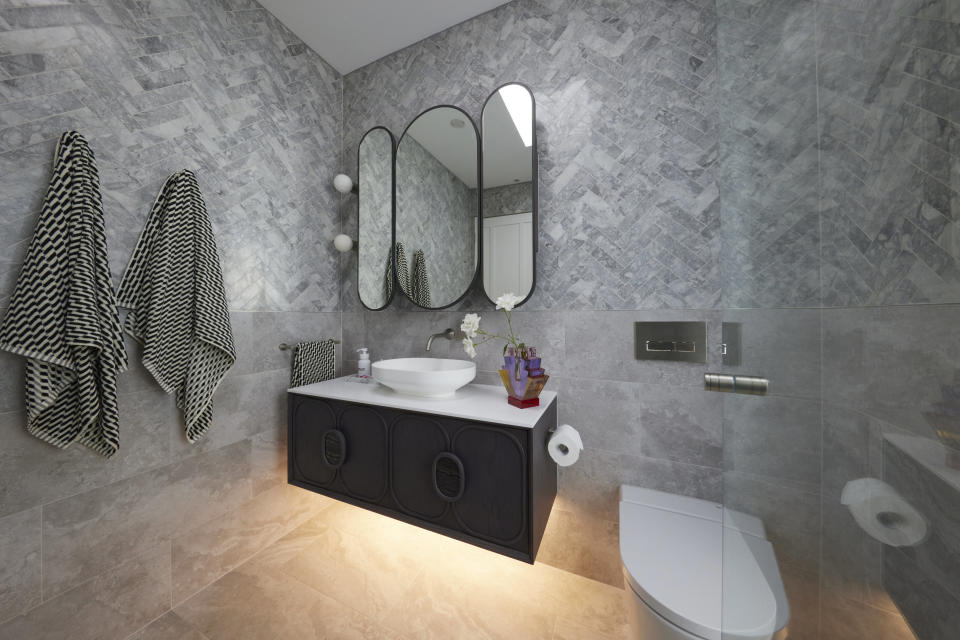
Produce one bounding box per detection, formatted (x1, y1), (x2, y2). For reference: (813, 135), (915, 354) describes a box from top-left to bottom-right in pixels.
(426, 328), (463, 351)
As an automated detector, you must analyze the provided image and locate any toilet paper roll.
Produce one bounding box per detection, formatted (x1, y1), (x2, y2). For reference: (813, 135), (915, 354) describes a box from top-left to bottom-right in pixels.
(548, 424), (583, 467)
(840, 478), (927, 547)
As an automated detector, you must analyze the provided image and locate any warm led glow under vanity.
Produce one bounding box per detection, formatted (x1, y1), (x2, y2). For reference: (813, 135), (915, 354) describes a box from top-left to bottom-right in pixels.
(287, 379), (558, 562)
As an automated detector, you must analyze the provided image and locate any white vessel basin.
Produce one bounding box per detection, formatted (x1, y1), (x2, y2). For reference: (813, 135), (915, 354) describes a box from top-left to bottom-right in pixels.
(372, 358), (476, 398)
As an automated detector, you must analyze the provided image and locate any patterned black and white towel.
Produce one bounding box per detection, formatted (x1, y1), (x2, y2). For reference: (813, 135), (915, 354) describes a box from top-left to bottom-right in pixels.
(0, 131), (127, 457)
(411, 249), (431, 307)
(289, 340), (336, 387)
(116, 170), (235, 443)
(392, 241), (411, 299)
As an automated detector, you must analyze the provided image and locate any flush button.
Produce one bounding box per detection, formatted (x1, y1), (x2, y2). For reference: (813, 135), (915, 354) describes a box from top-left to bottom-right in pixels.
(635, 322), (706, 363)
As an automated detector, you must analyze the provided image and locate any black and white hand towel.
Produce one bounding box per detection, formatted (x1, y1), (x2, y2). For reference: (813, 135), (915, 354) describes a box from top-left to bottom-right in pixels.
(411, 249), (431, 307)
(116, 170), (235, 443)
(393, 241), (411, 298)
(0, 131), (127, 457)
(289, 340), (336, 387)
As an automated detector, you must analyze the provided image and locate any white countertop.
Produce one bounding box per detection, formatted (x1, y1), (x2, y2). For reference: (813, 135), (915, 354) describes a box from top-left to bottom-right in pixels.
(289, 377), (557, 429)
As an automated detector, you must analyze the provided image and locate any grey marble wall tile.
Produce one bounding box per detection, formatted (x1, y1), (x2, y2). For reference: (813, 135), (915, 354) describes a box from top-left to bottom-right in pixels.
(341, 310), (461, 371)
(563, 309), (722, 387)
(823, 304), (960, 438)
(722, 308), (821, 399)
(818, 2), (960, 306)
(882, 546), (960, 640)
(0, 0), (343, 315)
(41, 440), (253, 598)
(558, 446), (723, 523)
(482, 182), (532, 218)
(723, 471), (820, 577)
(822, 405), (885, 501)
(235, 311), (342, 377)
(0, 391), (175, 519)
(0, 347), (22, 414)
(0, 507), (39, 625)
(116, 332), (168, 395)
(557, 376), (723, 469)
(170, 369), (287, 458)
(883, 437), (960, 605)
(716, 0), (819, 308)
(249, 428), (288, 497)
(0, 545), (170, 640)
(723, 395), (821, 492)
(171, 482), (331, 604)
(339, 310), (366, 373)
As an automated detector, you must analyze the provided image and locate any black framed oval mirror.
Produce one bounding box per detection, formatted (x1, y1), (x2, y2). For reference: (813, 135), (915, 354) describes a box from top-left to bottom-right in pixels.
(481, 83), (537, 306)
(395, 105), (480, 309)
(357, 126), (396, 310)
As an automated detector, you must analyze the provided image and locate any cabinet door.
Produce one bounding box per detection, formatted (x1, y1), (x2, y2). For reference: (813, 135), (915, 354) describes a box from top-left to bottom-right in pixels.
(390, 414), (450, 520)
(290, 396), (339, 487)
(452, 424), (528, 547)
(339, 404), (388, 502)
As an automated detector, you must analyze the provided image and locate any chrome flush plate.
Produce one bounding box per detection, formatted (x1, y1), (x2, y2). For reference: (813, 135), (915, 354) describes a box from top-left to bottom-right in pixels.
(634, 321), (707, 363)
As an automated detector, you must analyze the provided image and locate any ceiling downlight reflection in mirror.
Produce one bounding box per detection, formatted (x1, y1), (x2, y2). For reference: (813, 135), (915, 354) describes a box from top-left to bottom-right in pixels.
(499, 84), (533, 147)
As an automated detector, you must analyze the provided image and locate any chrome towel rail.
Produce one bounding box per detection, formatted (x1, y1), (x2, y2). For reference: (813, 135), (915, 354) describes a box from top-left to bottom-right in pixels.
(278, 340), (340, 351)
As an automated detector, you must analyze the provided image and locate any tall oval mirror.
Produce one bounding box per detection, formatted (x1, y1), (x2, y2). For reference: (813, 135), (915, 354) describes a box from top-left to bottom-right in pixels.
(357, 126), (395, 310)
(395, 106), (479, 309)
(482, 83), (537, 305)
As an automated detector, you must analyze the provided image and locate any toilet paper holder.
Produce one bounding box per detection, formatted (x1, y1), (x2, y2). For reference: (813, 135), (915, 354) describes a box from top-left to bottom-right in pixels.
(704, 373), (768, 395)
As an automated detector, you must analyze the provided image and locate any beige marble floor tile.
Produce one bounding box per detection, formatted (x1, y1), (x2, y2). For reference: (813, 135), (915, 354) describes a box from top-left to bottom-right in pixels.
(127, 611), (208, 640)
(276, 510), (428, 623)
(172, 483), (331, 602)
(552, 616), (629, 640)
(0, 546), (170, 640)
(243, 512), (338, 571)
(177, 498), (631, 640)
(176, 561), (394, 640)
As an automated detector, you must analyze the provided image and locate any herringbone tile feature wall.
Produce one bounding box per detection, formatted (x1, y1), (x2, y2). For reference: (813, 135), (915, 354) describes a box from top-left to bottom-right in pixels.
(819, 0), (960, 306)
(0, 0), (342, 313)
(716, 0), (820, 308)
(342, 0), (721, 312)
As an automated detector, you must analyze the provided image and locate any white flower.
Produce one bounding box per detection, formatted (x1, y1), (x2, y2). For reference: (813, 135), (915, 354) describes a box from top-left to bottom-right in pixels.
(460, 313), (481, 338)
(462, 337), (477, 359)
(495, 292), (523, 311)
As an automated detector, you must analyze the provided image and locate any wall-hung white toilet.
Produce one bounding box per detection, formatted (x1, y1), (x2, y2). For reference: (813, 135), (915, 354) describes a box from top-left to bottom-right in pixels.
(619, 486), (790, 640)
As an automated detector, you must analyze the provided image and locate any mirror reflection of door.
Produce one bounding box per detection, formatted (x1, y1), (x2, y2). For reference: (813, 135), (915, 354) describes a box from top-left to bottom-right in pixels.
(395, 106), (479, 309)
(482, 83), (536, 304)
(357, 127), (395, 310)
(483, 212), (533, 301)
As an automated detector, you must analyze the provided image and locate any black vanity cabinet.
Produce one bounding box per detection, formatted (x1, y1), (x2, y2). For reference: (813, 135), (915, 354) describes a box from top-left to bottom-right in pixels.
(287, 391), (557, 563)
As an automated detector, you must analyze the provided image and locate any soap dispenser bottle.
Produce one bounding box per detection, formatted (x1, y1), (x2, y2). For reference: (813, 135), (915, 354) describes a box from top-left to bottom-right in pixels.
(357, 348), (371, 377)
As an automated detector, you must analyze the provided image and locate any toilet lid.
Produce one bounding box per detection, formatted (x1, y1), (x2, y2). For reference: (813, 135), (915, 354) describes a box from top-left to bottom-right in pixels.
(619, 489), (789, 640)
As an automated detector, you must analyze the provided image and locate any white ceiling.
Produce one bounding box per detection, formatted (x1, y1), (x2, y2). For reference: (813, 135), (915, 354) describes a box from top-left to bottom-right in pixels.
(482, 90), (533, 188)
(405, 107), (479, 188)
(258, 0), (514, 74)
